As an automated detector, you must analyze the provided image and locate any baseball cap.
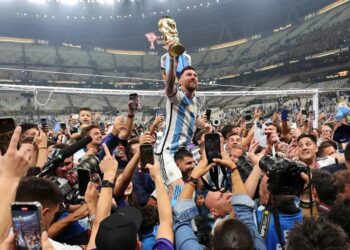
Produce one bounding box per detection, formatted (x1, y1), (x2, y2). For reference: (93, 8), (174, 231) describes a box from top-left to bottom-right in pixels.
(96, 206), (142, 250)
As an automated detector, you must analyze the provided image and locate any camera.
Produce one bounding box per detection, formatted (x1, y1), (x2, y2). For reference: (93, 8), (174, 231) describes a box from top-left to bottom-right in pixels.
(51, 155), (100, 204)
(236, 156), (253, 182)
(259, 155), (308, 195)
(212, 119), (221, 127)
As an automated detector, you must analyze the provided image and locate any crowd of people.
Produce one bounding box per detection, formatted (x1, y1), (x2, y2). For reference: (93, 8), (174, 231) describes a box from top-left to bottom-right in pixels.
(1, 42), (350, 250)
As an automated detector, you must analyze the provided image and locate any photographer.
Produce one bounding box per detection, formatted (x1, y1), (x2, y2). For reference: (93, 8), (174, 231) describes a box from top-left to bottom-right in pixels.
(174, 149), (266, 250)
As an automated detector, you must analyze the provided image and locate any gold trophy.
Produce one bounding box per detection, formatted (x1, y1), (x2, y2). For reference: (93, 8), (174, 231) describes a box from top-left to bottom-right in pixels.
(158, 16), (185, 57)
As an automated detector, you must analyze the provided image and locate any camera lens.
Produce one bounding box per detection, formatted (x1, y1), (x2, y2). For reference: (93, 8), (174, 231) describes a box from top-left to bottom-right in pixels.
(78, 155), (100, 173)
(259, 155), (275, 173)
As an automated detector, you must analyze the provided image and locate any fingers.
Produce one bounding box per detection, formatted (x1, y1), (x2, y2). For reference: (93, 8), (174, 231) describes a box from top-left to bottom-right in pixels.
(42, 231), (54, 250)
(19, 143), (34, 161)
(102, 143), (111, 157)
(8, 126), (22, 154)
(249, 142), (259, 152)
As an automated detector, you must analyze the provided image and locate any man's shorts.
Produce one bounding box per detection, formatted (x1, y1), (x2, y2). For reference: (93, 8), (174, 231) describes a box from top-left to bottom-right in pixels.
(156, 150), (183, 186)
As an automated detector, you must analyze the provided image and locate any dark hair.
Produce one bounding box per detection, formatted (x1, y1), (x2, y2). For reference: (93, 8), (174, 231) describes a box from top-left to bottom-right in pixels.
(79, 107), (92, 114)
(286, 219), (348, 250)
(174, 148), (193, 163)
(81, 125), (99, 138)
(212, 219), (254, 250)
(327, 198), (350, 239)
(126, 138), (140, 161)
(140, 205), (159, 235)
(15, 177), (63, 208)
(226, 132), (240, 140)
(221, 125), (235, 140)
(20, 123), (38, 135)
(317, 140), (337, 157)
(297, 133), (317, 144)
(344, 143), (350, 162)
(312, 170), (338, 206)
(26, 167), (42, 176)
(178, 65), (196, 79)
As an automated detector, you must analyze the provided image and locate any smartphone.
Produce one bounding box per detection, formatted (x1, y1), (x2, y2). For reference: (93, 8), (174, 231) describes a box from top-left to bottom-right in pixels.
(281, 109), (288, 122)
(129, 93), (139, 111)
(99, 122), (105, 131)
(72, 114), (79, 120)
(11, 202), (43, 250)
(78, 168), (91, 197)
(60, 122), (67, 130)
(254, 121), (267, 148)
(0, 117), (17, 155)
(140, 144), (154, 173)
(205, 133), (221, 164)
(40, 118), (47, 126)
(206, 109), (212, 121)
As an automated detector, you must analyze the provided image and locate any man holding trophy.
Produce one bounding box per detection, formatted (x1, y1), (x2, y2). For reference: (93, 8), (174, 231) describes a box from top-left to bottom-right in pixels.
(155, 16), (209, 188)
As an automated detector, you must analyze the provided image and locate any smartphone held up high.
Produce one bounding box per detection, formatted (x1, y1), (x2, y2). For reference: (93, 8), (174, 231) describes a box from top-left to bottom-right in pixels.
(205, 133), (221, 164)
(0, 117), (17, 155)
(140, 144), (154, 173)
(11, 202), (43, 250)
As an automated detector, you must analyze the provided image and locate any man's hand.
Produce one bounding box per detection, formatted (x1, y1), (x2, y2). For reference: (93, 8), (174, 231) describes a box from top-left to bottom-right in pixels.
(146, 160), (161, 182)
(34, 129), (48, 149)
(68, 204), (89, 221)
(154, 115), (165, 126)
(140, 132), (155, 145)
(254, 108), (263, 120)
(100, 144), (118, 177)
(0, 127), (33, 181)
(248, 142), (267, 166)
(190, 154), (215, 179)
(212, 158), (236, 171)
(85, 182), (99, 214)
(112, 115), (127, 137)
(84, 148), (98, 158)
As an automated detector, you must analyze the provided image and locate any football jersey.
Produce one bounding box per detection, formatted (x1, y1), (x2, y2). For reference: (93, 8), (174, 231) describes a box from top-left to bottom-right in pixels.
(155, 90), (197, 155)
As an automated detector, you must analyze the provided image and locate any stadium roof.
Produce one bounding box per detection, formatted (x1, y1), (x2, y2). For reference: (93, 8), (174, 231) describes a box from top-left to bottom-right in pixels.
(0, 0), (336, 50)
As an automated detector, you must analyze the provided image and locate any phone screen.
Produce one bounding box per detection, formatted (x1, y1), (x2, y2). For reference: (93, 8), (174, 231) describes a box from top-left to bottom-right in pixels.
(0, 117), (16, 155)
(205, 133), (221, 164)
(60, 123), (67, 130)
(281, 109), (288, 121)
(140, 144), (154, 173)
(206, 109), (212, 121)
(78, 169), (91, 196)
(129, 94), (139, 111)
(254, 122), (267, 148)
(11, 202), (42, 250)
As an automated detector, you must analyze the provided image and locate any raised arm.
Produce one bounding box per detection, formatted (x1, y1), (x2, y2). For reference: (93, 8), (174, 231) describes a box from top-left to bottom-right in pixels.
(87, 144), (118, 250)
(165, 41), (177, 97)
(147, 160), (174, 243)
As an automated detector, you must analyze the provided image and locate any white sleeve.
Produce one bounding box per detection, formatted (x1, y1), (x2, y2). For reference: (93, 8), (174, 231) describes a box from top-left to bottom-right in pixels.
(168, 89), (184, 105)
(49, 239), (83, 250)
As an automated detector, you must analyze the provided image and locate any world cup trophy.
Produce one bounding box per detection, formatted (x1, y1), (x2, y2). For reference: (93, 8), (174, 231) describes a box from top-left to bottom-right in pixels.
(158, 16), (185, 57)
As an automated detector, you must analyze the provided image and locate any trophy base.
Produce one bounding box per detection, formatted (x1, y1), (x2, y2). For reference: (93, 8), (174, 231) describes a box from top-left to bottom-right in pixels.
(169, 43), (185, 57)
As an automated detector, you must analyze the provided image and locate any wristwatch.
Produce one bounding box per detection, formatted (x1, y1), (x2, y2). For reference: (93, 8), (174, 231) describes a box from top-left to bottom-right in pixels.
(100, 180), (115, 189)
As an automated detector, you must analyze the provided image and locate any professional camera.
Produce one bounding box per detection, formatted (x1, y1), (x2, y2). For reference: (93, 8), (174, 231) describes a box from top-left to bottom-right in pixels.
(259, 155), (308, 195)
(78, 155), (100, 173)
(51, 155), (100, 204)
(236, 156), (253, 182)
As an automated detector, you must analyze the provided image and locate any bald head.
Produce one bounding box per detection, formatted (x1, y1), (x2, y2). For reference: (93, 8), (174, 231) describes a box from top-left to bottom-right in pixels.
(205, 191), (233, 219)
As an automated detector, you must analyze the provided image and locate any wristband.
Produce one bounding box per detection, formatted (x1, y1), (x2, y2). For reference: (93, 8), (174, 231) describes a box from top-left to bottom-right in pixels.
(128, 114), (135, 118)
(299, 200), (316, 209)
(88, 214), (96, 223)
(39, 147), (48, 149)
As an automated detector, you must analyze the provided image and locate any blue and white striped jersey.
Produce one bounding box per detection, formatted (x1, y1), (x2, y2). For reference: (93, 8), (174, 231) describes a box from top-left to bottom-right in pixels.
(155, 89), (198, 155)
